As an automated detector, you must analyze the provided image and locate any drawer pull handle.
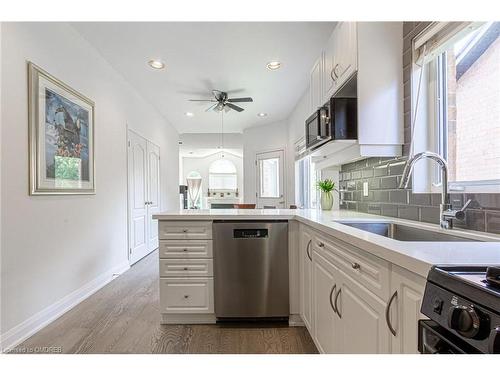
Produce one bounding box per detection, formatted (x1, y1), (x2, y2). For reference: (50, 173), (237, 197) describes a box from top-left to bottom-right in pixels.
(183, 267), (188, 271)
(351, 262), (361, 270)
(183, 248), (188, 252)
(182, 229), (188, 233)
(329, 284), (337, 313)
(306, 239), (312, 261)
(184, 295), (189, 299)
(318, 242), (325, 248)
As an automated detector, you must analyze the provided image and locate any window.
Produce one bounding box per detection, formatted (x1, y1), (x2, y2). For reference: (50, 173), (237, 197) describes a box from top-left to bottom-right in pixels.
(208, 158), (237, 190)
(259, 157), (280, 197)
(412, 22), (500, 193)
(295, 155), (317, 208)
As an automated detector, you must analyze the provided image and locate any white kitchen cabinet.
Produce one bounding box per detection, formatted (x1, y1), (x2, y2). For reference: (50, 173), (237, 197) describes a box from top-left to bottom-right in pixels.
(389, 265), (426, 354)
(309, 58), (323, 112)
(299, 227), (314, 332)
(335, 269), (391, 354)
(321, 34), (336, 102)
(312, 248), (341, 354)
(332, 22), (357, 90)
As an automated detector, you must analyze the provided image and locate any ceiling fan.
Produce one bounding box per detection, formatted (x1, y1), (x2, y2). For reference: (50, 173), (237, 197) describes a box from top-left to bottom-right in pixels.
(189, 90), (253, 113)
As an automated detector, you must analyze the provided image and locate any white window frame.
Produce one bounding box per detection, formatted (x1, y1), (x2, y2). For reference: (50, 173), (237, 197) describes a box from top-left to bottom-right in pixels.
(410, 22), (500, 194)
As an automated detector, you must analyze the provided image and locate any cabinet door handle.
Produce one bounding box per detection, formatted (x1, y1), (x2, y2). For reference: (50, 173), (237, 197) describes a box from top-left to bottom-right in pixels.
(386, 290), (398, 336)
(183, 248), (188, 252)
(329, 284), (337, 313)
(184, 295), (189, 299)
(306, 239), (312, 261)
(317, 242), (325, 248)
(334, 288), (342, 318)
(351, 262), (361, 270)
(183, 267), (188, 271)
(334, 64), (340, 78)
(330, 68), (336, 82)
(182, 229), (188, 233)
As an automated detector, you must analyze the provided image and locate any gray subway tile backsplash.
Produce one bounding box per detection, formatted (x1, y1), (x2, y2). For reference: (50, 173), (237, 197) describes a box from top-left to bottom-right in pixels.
(339, 156), (500, 234)
(337, 21), (500, 235)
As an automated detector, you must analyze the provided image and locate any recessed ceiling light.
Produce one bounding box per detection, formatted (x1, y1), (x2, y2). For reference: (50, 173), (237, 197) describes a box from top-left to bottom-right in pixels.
(185, 112), (194, 117)
(266, 61), (281, 71)
(148, 59), (165, 70)
(257, 112), (268, 117)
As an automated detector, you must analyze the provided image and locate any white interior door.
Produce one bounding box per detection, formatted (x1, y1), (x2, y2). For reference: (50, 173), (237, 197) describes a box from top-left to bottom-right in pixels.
(128, 130), (161, 265)
(256, 149), (285, 208)
(147, 141), (160, 252)
(128, 130), (148, 264)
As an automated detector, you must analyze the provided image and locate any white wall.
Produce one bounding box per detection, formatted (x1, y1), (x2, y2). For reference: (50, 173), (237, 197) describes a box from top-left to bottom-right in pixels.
(181, 151), (243, 207)
(243, 120), (291, 205)
(0, 23), (179, 339)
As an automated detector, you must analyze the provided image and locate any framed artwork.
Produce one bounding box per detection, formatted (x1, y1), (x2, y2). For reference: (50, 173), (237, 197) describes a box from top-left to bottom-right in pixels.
(28, 62), (95, 195)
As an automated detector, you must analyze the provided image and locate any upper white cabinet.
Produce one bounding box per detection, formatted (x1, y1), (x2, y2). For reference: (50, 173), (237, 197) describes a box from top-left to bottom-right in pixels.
(308, 22), (403, 167)
(309, 58), (323, 112)
(319, 22), (358, 106)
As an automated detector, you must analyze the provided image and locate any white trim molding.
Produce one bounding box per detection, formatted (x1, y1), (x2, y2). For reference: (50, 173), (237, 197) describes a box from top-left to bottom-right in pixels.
(0, 261), (130, 353)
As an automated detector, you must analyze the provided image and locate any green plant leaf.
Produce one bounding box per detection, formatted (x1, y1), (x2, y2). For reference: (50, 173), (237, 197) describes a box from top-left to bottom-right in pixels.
(316, 178), (336, 193)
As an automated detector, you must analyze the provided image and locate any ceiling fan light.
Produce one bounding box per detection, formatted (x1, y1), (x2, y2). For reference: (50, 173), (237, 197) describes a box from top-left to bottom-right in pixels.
(257, 112), (268, 117)
(266, 61), (281, 70)
(185, 112), (194, 117)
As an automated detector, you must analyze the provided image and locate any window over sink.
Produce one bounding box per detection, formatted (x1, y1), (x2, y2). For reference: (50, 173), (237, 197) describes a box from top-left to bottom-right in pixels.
(411, 22), (500, 193)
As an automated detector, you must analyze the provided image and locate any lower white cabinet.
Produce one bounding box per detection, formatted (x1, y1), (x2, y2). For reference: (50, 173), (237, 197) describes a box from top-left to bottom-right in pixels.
(299, 227), (314, 332)
(312, 249), (340, 354)
(389, 265), (427, 354)
(335, 270), (390, 353)
(300, 224), (425, 354)
(159, 278), (214, 314)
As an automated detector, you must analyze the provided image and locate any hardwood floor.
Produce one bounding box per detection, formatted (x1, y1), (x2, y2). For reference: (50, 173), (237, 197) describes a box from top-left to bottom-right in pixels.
(12, 251), (318, 354)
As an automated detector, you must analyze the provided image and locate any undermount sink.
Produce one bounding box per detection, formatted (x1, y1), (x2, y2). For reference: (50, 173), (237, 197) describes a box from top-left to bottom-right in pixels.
(336, 221), (480, 242)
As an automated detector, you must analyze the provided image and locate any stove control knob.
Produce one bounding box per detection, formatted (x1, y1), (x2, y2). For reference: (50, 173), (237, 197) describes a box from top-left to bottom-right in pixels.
(448, 305), (481, 338)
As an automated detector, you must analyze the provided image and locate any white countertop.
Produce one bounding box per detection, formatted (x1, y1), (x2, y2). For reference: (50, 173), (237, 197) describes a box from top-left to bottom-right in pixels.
(153, 209), (500, 277)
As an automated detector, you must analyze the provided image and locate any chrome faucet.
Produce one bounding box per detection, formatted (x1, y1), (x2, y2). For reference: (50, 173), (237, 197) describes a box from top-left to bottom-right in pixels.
(399, 151), (471, 229)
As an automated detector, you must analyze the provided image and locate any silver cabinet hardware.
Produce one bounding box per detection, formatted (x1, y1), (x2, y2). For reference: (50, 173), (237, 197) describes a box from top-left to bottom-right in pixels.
(351, 262), (361, 270)
(306, 239), (312, 261)
(334, 288), (342, 318)
(330, 68), (336, 81)
(329, 284), (337, 313)
(318, 242), (325, 248)
(386, 290), (398, 336)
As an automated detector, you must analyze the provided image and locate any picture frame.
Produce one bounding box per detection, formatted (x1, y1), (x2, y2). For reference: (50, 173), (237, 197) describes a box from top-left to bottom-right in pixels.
(28, 62), (95, 195)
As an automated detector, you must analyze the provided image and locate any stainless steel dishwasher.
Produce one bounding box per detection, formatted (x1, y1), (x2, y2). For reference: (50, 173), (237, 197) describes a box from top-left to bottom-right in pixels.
(213, 220), (289, 320)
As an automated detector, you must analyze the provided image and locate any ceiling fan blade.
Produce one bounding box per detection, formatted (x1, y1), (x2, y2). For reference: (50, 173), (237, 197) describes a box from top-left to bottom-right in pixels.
(205, 103), (218, 112)
(226, 103), (244, 112)
(227, 97), (253, 103)
(189, 99), (216, 102)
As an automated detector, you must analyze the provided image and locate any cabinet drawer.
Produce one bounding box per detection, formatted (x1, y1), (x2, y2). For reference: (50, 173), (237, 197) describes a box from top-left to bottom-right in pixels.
(159, 240), (213, 258)
(159, 221), (212, 240)
(159, 259), (213, 277)
(159, 278), (214, 314)
(312, 232), (390, 299)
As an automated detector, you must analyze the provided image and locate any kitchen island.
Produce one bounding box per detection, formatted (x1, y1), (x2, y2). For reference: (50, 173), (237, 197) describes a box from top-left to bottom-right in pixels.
(153, 209), (500, 353)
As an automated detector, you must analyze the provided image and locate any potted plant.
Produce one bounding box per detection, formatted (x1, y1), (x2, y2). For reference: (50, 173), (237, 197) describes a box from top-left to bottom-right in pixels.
(316, 178), (337, 210)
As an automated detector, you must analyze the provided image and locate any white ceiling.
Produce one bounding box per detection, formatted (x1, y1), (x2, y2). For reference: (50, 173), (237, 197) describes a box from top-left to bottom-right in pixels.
(72, 22), (335, 134)
(179, 133), (243, 158)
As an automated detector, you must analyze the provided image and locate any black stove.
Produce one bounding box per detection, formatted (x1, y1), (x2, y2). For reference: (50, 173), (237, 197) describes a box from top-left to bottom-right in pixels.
(419, 265), (500, 354)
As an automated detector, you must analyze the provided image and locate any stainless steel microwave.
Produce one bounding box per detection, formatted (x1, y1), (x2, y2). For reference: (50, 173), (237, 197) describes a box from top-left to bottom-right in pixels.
(305, 97), (357, 150)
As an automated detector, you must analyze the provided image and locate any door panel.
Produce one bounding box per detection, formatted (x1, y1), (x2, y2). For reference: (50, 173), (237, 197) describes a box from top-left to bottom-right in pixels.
(128, 130), (161, 265)
(256, 149), (285, 208)
(147, 141), (160, 252)
(128, 131), (148, 264)
(337, 271), (390, 353)
(299, 229), (313, 332)
(312, 250), (339, 354)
